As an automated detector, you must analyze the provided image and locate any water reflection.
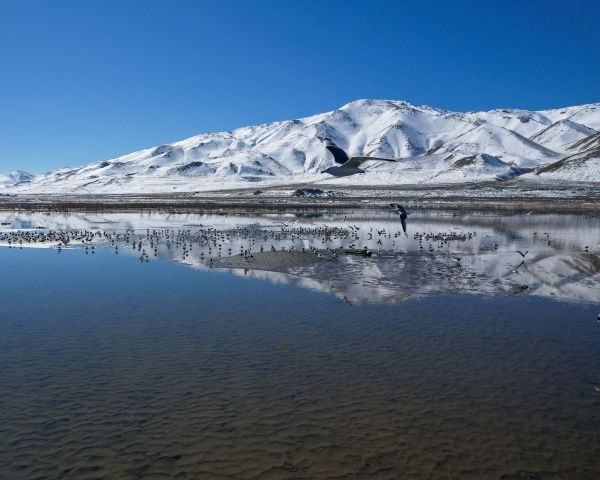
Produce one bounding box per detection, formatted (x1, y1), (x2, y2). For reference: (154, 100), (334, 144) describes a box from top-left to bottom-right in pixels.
(1, 210), (600, 479)
(1, 210), (599, 304)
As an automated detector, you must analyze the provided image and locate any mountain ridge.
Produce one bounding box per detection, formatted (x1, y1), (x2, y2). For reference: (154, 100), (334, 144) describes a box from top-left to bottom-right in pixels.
(3, 99), (600, 193)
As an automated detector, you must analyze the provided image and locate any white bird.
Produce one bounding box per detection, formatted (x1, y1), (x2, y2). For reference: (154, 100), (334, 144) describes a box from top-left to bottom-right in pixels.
(320, 138), (396, 177)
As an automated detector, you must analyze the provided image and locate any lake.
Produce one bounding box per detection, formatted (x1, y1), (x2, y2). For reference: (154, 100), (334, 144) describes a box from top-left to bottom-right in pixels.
(1, 209), (599, 479)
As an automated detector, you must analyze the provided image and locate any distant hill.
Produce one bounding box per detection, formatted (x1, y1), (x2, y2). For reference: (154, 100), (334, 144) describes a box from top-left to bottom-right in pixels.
(0, 170), (34, 188)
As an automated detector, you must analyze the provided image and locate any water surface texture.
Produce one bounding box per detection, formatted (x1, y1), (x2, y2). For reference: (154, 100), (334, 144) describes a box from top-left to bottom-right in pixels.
(1, 210), (599, 479)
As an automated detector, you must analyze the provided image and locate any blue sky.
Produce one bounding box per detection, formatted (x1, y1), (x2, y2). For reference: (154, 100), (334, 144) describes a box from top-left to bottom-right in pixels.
(1, 0), (598, 174)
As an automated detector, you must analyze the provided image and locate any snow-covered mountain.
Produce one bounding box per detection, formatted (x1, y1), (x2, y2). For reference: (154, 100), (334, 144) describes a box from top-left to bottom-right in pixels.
(3, 99), (600, 193)
(0, 170), (34, 188)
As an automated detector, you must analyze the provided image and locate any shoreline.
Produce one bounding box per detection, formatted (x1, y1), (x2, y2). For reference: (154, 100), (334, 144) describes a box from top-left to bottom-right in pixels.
(1, 182), (600, 214)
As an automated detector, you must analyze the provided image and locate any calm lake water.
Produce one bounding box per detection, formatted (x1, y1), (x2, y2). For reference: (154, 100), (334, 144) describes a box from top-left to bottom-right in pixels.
(1, 210), (599, 479)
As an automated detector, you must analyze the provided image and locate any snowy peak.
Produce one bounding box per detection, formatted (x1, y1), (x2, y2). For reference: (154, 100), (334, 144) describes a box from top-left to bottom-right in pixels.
(2, 100), (600, 193)
(0, 170), (34, 188)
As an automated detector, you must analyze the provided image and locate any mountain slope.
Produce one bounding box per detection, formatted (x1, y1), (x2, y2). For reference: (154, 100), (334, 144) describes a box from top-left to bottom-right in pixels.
(531, 131), (600, 181)
(529, 119), (597, 151)
(3, 99), (600, 193)
(0, 171), (34, 188)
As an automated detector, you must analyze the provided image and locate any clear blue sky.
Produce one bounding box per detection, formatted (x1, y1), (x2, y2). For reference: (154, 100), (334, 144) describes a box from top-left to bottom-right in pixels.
(1, 0), (598, 174)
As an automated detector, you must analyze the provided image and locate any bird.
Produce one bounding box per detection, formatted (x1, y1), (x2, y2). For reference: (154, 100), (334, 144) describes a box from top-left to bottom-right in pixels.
(390, 203), (408, 233)
(319, 138), (396, 177)
(516, 250), (528, 258)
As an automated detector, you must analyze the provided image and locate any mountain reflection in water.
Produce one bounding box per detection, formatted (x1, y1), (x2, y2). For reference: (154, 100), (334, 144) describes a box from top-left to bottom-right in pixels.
(1, 210), (599, 304)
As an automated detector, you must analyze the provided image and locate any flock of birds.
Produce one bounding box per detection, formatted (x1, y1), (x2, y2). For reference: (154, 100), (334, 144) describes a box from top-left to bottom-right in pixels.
(1, 207), (594, 272)
(2, 216), (600, 313)
(1, 205), (597, 274)
(0, 204), (408, 261)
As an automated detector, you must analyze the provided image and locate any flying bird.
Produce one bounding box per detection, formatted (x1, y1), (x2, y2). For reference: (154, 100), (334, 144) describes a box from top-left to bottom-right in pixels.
(516, 250), (528, 258)
(320, 138), (396, 177)
(390, 203), (408, 233)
